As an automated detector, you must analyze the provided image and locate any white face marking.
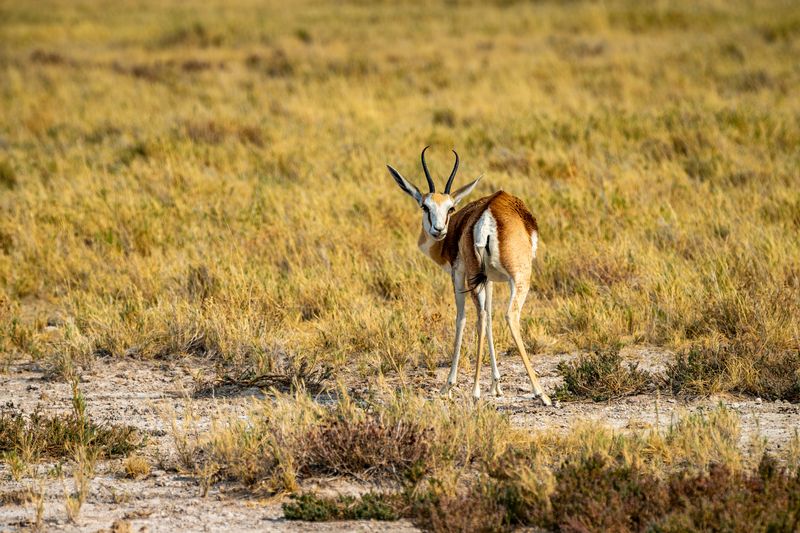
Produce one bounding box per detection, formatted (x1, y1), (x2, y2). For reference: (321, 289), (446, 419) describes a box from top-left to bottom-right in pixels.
(421, 194), (455, 241)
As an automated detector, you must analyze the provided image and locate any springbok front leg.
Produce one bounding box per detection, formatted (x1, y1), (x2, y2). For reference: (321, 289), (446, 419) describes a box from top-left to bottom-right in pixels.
(441, 271), (467, 396)
(471, 284), (488, 400)
(507, 277), (551, 406)
(485, 282), (503, 397)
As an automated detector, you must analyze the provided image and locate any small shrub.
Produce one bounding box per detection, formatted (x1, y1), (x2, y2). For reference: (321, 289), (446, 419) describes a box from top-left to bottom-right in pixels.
(410, 479), (509, 533)
(181, 59), (213, 72)
(548, 454), (668, 532)
(474, 453), (800, 532)
(303, 414), (430, 479)
(555, 349), (653, 402)
(283, 492), (400, 521)
(488, 449), (552, 526)
(157, 22), (223, 48)
(29, 49), (67, 65)
(666, 345), (730, 396)
(749, 349), (800, 402)
(657, 456), (800, 532)
(116, 141), (150, 166)
(108, 520), (132, 533)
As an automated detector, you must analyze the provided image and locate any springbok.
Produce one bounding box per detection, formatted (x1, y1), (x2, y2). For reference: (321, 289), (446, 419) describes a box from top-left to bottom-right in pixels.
(387, 146), (552, 405)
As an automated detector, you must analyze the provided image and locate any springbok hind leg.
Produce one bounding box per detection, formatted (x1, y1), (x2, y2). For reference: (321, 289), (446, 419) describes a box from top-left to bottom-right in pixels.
(506, 278), (551, 406)
(470, 284), (488, 401)
(486, 282), (503, 397)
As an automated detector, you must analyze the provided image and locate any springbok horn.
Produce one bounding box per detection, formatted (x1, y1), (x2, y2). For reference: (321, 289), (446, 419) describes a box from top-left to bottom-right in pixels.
(420, 145), (435, 193)
(444, 149), (459, 194)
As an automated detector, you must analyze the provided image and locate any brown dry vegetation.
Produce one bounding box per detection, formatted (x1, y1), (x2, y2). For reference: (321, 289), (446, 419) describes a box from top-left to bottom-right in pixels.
(2, 0), (800, 529)
(189, 388), (800, 531)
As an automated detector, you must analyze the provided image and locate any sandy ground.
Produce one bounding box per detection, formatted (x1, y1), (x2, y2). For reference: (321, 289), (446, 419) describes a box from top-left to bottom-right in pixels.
(1, 349), (798, 532)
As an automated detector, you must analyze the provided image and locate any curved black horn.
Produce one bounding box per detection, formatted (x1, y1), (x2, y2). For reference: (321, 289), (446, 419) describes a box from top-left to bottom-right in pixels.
(444, 149), (459, 193)
(420, 145), (435, 192)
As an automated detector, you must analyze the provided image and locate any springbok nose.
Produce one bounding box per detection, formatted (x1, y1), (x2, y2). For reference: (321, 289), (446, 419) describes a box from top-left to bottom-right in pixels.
(433, 225), (445, 233)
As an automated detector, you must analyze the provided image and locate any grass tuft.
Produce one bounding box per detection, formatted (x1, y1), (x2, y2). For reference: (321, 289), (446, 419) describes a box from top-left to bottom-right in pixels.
(0, 160), (16, 189)
(123, 454), (151, 479)
(0, 408), (141, 460)
(667, 343), (800, 401)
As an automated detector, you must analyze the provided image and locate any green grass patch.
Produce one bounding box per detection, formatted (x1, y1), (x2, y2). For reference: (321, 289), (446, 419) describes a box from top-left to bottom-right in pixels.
(283, 492), (400, 521)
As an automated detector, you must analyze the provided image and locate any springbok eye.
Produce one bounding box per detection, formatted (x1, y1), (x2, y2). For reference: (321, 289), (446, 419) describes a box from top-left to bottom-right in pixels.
(448, 207), (455, 214)
(421, 205), (430, 212)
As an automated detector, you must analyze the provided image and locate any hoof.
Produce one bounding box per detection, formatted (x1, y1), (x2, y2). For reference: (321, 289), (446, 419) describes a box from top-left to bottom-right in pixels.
(489, 380), (504, 397)
(440, 383), (454, 398)
(472, 389), (481, 402)
(535, 392), (553, 407)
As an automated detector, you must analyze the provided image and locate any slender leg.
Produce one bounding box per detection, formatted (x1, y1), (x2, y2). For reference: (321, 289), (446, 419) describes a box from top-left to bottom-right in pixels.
(471, 285), (487, 400)
(506, 278), (552, 406)
(441, 271), (467, 396)
(486, 282), (503, 397)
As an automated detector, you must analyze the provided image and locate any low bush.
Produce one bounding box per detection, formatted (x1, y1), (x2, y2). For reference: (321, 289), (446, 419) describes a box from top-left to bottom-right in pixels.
(409, 478), (508, 533)
(555, 348), (654, 401)
(283, 492), (400, 521)
(187, 389), (797, 530)
(411, 454), (800, 532)
(302, 414), (431, 479)
(666, 345), (731, 396)
(546, 455), (668, 532)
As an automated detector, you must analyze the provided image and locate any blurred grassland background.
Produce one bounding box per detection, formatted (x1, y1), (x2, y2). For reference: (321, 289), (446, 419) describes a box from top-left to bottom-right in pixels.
(0, 0), (798, 383)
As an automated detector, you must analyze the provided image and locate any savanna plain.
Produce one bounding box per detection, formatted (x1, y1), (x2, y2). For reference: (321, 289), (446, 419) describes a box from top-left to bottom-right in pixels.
(1, 0), (800, 531)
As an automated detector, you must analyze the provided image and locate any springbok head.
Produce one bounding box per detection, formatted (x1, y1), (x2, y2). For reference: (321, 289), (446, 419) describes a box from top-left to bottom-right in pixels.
(387, 146), (482, 241)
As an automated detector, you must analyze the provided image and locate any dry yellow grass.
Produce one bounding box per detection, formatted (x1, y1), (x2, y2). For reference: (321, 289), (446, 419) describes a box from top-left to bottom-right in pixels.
(0, 2), (798, 384)
(186, 386), (749, 491)
(122, 454), (151, 480)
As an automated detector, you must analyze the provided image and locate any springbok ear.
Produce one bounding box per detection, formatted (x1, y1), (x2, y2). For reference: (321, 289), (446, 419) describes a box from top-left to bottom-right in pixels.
(452, 175), (483, 205)
(387, 165), (423, 205)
